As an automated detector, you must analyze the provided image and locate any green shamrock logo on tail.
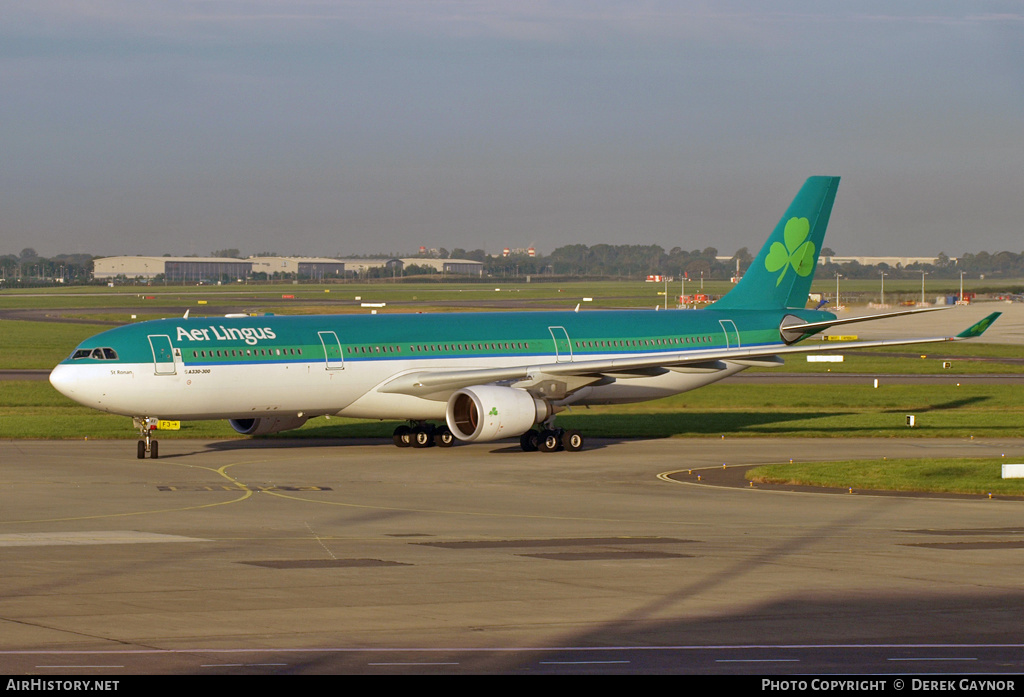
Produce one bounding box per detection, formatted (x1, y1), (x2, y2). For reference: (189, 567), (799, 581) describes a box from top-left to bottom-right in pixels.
(765, 217), (816, 286)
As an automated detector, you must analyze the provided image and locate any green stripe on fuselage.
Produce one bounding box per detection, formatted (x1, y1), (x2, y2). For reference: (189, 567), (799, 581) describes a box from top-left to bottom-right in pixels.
(58, 308), (836, 367)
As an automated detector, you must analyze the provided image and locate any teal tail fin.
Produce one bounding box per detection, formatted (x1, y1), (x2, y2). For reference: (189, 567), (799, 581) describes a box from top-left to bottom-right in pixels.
(710, 176), (840, 310)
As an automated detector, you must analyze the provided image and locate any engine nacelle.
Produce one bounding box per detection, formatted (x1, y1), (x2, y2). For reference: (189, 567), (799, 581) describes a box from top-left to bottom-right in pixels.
(229, 416), (308, 436)
(446, 385), (549, 442)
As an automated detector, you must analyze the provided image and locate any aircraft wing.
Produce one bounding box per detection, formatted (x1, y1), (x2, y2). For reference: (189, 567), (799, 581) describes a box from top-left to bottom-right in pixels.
(779, 305), (950, 340)
(377, 312), (1001, 400)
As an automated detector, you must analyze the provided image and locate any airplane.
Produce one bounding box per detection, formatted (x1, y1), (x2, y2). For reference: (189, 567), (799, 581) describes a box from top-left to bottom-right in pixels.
(49, 176), (1000, 459)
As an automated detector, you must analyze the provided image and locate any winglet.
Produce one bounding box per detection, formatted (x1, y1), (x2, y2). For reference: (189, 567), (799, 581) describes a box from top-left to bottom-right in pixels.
(956, 312), (1001, 339)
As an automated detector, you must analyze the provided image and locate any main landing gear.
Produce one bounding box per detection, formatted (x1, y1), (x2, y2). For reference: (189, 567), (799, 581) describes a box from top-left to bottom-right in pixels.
(133, 417), (159, 459)
(392, 422), (455, 449)
(391, 422), (585, 452)
(519, 427), (584, 453)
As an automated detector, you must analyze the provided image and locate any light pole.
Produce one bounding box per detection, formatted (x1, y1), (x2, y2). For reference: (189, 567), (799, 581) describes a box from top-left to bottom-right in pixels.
(835, 272), (842, 308)
(921, 271), (928, 305)
(959, 271), (966, 303)
(880, 271), (886, 306)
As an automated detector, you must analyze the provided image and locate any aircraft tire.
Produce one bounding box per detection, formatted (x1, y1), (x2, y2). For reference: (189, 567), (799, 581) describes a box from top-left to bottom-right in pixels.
(538, 429), (563, 453)
(393, 425), (412, 448)
(561, 429), (584, 452)
(434, 427), (455, 447)
(137, 440), (146, 459)
(411, 427), (434, 448)
(520, 430), (539, 452)
(151, 440), (159, 459)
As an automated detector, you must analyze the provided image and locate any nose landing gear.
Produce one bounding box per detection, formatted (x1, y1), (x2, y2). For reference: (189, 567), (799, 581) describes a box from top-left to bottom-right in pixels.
(133, 417), (160, 459)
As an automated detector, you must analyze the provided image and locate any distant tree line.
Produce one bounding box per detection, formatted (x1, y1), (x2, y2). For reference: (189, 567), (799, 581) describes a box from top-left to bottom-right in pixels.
(1, 248), (93, 283)
(816, 250), (1024, 282)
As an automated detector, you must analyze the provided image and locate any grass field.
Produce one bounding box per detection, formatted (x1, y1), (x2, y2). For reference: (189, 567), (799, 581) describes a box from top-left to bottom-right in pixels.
(0, 320), (112, 369)
(4, 379), (1022, 440)
(747, 458), (1024, 496)
(749, 341), (1024, 374)
(1, 275), (1019, 314)
(5, 302), (1021, 439)
(0, 280), (681, 313)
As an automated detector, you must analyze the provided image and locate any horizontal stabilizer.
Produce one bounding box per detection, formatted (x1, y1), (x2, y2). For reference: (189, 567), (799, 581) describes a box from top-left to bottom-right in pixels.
(956, 312), (1001, 339)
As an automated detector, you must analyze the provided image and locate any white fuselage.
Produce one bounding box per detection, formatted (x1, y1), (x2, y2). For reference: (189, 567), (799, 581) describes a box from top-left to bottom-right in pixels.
(49, 349), (747, 422)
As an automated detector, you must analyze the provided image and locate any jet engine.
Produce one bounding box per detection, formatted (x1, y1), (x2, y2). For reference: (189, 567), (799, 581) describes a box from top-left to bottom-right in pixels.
(445, 385), (550, 442)
(229, 416), (308, 436)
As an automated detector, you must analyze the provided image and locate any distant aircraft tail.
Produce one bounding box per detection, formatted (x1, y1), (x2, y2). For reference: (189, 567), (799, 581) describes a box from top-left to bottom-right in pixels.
(710, 176), (840, 310)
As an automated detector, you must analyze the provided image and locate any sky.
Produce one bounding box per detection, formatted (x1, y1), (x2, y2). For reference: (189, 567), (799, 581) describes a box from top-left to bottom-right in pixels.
(2, 1), (1023, 259)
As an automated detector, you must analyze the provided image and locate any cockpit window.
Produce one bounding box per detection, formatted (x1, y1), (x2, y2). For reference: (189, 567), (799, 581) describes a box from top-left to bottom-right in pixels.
(72, 347), (118, 360)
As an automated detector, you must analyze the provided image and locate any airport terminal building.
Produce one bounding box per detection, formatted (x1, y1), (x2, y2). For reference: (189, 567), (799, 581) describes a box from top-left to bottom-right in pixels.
(92, 255), (484, 281)
(398, 258), (485, 276)
(334, 258), (484, 277)
(248, 257), (347, 280)
(93, 256), (254, 282)
(93, 256), (347, 282)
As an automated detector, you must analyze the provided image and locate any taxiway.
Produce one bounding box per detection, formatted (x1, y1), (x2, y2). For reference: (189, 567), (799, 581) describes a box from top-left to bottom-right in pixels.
(2, 436), (1024, 674)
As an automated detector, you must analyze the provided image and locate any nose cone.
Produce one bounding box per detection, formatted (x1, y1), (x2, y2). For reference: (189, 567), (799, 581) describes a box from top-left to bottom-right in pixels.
(49, 364), (78, 401)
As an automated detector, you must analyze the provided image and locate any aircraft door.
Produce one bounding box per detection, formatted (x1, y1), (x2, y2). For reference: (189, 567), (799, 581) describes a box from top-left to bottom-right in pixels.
(548, 326), (573, 363)
(318, 331), (345, 370)
(147, 335), (176, 375)
(719, 319), (740, 348)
